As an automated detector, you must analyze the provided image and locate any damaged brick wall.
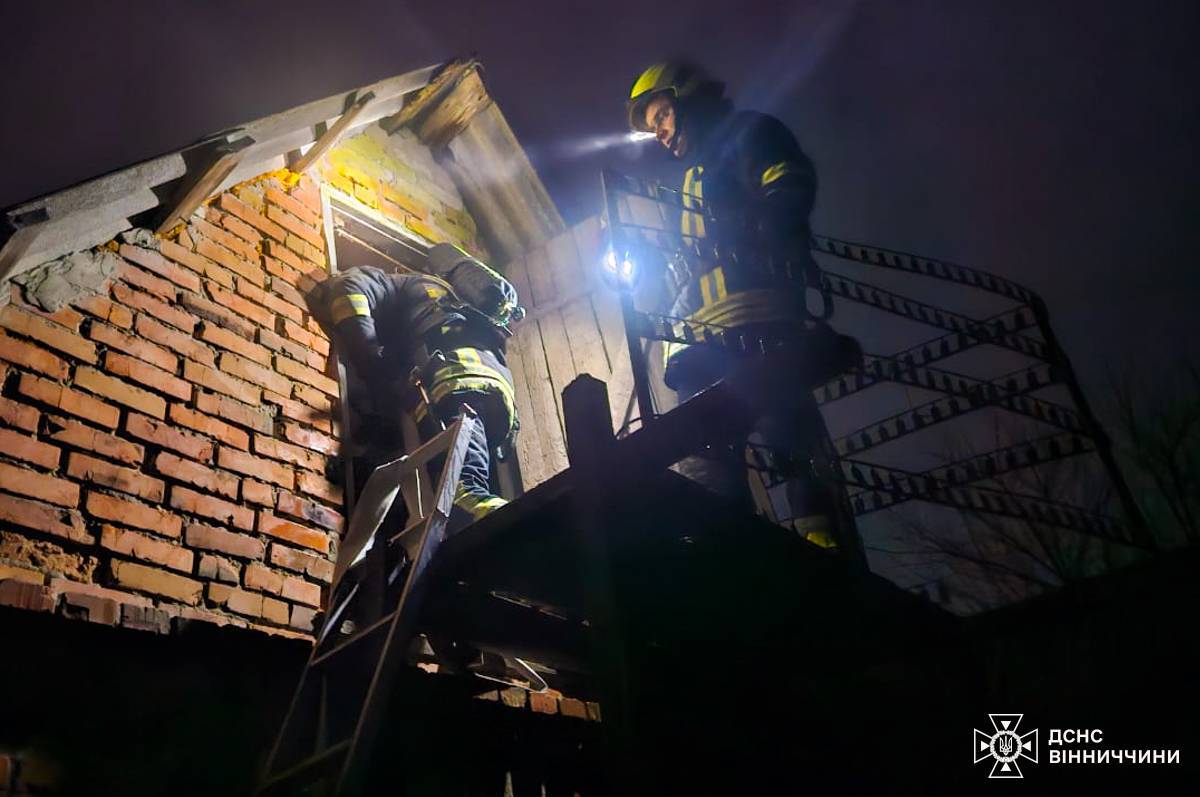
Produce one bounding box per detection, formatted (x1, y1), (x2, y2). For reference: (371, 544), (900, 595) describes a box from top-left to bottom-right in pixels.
(319, 124), (487, 258)
(0, 171), (345, 639)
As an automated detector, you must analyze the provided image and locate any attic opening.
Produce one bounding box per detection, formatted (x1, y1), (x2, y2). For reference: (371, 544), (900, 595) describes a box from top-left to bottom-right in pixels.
(323, 196), (522, 507)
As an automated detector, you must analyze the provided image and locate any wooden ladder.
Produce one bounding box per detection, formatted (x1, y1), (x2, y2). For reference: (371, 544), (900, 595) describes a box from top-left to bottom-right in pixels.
(256, 414), (476, 796)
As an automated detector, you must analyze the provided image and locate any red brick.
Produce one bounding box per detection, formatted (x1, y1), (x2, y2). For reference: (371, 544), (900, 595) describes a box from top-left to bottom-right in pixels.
(125, 412), (214, 461)
(290, 603), (317, 632)
(45, 414), (143, 464)
(276, 490), (343, 532)
(296, 469), (344, 506)
(236, 278), (303, 323)
(178, 290), (253, 337)
(60, 589), (120, 625)
(155, 451), (238, 500)
(0, 396), (39, 432)
(161, 237), (222, 280)
(287, 235), (327, 269)
(264, 255), (302, 287)
(266, 185), (321, 228)
(263, 238), (304, 272)
(49, 576), (151, 605)
(0, 332), (69, 379)
(167, 404), (249, 450)
(268, 204), (324, 249)
(89, 321), (178, 372)
(294, 174), (321, 211)
(270, 277), (308, 312)
(118, 243), (202, 292)
(275, 355), (338, 396)
(258, 511), (329, 553)
(281, 318), (330, 356)
(244, 563), (284, 594)
(118, 261), (176, 301)
(111, 281), (197, 332)
(0, 427), (61, 469)
(218, 352), (291, 396)
(259, 330), (327, 372)
(177, 609), (248, 630)
(559, 698), (589, 719)
(19, 374), (119, 429)
(281, 575), (322, 607)
(0, 460), (78, 506)
(67, 452), (163, 501)
(0, 305), (98, 363)
(262, 389), (332, 433)
(198, 322), (271, 366)
(121, 603), (174, 633)
(207, 282), (275, 328)
(0, 562), (44, 584)
(217, 192), (287, 242)
(242, 479), (274, 506)
(268, 543), (334, 583)
(100, 525), (194, 573)
(197, 553), (241, 583)
(207, 582), (266, 619)
(304, 315), (327, 338)
(170, 485), (255, 530)
(254, 434), (325, 473)
(217, 447), (295, 490)
(196, 236), (266, 288)
(194, 212), (261, 264)
(194, 390), (273, 434)
(183, 360), (261, 405)
(135, 315), (216, 367)
(75, 365), (167, 418)
(281, 421), (338, 455)
(111, 559), (201, 604)
(103, 351), (191, 401)
(263, 595), (290, 624)
(529, 692), (558, 715)
(0, 580), (56, 612)
(75, 294), (134, 329)
(213, 209), (262, 249)
(0, 493), (89, 542)
(87, 491), (182, 538)
(185, 521), (264, 560)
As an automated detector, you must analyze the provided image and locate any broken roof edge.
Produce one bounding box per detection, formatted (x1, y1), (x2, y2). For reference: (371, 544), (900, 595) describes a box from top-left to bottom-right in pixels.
(0, 55), (566, 284)
(0, 62), (443, 283)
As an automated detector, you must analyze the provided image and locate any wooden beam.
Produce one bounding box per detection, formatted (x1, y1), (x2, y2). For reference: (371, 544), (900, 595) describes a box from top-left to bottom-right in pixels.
(379, 59), (476, 135)
(155, 137), (254, 234)
(290, 91), (376, 174)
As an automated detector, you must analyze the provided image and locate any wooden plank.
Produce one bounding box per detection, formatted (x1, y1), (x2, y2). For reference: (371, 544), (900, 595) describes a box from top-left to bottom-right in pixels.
(506, 254), (568, 486)
(570, 217), (636, 433)
(156, 138), (254, 234)
(504, 328), (545, 489)
(291, 91), (376, 173)
(526, 245), (577, 451)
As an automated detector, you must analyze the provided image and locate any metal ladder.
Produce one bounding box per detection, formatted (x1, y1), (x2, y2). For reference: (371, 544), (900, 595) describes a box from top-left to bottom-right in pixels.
(255, 414), (477, 796)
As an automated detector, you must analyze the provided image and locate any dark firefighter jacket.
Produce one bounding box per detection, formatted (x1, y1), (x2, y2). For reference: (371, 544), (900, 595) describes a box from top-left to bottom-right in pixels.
(665, 109), (819, 389)
(308, 266), (517, 440)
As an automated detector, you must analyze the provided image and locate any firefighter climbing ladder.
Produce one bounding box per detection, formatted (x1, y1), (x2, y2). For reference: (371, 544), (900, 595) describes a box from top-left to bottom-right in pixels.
(256, 416), (476, 796)
(600, 170), (1152, 553)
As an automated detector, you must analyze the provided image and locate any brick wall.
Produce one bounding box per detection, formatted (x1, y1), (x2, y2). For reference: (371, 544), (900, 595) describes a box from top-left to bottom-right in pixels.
(0, 171), (346, 639)
(318, 124), (487, 259)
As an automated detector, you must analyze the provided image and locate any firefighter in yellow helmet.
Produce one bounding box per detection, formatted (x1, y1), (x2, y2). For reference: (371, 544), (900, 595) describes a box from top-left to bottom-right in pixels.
(628, 61), (848, 548)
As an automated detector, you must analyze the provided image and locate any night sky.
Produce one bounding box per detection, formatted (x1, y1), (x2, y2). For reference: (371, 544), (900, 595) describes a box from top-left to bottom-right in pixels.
(2, 0), (1197, 397)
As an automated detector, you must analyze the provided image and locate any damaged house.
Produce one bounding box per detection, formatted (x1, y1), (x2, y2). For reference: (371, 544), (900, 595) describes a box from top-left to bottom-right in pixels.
(0, 58), (630, 794)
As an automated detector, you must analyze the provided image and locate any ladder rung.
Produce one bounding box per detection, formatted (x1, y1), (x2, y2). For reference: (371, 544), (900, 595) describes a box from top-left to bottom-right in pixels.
(389, 515), (428, 545)
(259, 739), (351, 795)
(312, 611), (397, 668)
